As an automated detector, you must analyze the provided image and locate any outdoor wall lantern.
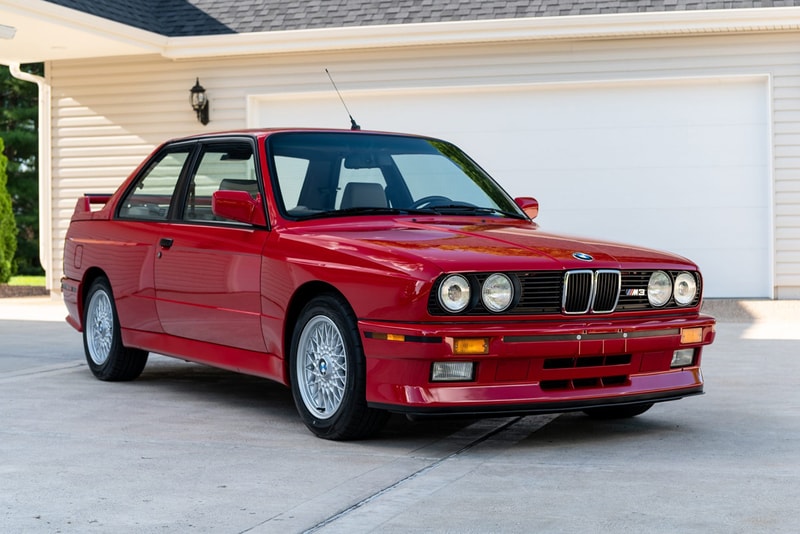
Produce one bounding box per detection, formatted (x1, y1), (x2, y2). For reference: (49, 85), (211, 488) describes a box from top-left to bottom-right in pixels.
(190, 78), (210, 125)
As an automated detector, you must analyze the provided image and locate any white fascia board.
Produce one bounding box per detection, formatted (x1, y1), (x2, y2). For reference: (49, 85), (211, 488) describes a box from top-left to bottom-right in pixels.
(162, 6), (800, 60)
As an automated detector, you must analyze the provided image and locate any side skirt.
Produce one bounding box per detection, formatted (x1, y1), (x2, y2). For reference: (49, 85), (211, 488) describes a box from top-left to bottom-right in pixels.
(122, 328), (287, 385)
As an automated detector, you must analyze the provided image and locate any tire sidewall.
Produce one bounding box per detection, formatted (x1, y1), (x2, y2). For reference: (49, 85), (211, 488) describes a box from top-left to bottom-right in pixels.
(83, 278), (124, 380)
(289, 294), (364, 438)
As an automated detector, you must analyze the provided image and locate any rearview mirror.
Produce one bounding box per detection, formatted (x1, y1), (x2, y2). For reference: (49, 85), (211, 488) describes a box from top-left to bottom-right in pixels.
(212, 190), (267, 226)
(514, 197), (538, 220)
(343, 152), (393, 169)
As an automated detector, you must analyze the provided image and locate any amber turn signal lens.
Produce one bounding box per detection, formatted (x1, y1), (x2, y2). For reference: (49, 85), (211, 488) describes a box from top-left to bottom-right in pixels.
(370, 332), (406, 342)
(453, 338), (489, 355)
(680, 327), (703, 344)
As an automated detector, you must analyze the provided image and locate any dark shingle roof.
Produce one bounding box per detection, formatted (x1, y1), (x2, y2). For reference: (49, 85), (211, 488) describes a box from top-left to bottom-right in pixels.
(45, 0), (800, 37)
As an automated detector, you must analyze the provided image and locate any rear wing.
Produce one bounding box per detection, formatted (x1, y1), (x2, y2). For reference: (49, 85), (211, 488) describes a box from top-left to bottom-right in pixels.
(71, 194), (113, 221)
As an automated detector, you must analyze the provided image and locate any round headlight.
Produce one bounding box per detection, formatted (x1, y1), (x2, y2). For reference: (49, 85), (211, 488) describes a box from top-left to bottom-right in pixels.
(438, 274), (471, 313)
(482, 273), (514, 313)
(673, 272), (698, 306)
(648, 271), (672, 307)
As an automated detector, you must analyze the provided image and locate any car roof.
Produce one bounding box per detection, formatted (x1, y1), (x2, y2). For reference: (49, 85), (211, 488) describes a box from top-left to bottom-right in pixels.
(166, 128), (420, 143)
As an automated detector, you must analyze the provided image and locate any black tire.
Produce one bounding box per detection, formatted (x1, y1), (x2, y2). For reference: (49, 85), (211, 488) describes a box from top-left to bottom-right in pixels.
(82, 277), (148, 381)
(583, 402), (654, 420)
(289, 294), (388, 440)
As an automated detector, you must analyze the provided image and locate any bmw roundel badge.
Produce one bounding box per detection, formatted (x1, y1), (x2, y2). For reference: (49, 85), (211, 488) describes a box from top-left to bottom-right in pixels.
(573, 252), (594, 262)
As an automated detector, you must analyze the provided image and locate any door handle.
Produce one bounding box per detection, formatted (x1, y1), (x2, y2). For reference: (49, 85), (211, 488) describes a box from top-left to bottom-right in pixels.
(159, 238), (174, 249)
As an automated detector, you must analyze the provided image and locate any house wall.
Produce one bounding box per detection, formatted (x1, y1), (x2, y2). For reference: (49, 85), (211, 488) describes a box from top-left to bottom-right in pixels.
(48, 31), (800, 298)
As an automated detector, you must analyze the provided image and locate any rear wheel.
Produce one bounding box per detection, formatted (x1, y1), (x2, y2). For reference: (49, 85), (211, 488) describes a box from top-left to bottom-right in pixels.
(289, 294), (388, 440)
(583, 402), (654, 420)
(83, 277), (148, 381)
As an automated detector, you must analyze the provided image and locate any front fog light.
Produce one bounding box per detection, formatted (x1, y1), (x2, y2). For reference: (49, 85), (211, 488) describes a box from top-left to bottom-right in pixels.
(431, 362), (475, 382)
(671, 348), (695, 368)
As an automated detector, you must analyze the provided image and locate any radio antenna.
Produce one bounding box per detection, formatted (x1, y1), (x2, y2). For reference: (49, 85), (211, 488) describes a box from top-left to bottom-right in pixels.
(325, 69), (361, 130)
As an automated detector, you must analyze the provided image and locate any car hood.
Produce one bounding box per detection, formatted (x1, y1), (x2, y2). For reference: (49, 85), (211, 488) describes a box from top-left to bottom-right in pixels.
(282, 217), (697, 277)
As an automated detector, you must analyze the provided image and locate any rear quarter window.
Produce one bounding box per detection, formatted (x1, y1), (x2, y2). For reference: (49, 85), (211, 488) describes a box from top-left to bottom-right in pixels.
(118, 150), (190, 220)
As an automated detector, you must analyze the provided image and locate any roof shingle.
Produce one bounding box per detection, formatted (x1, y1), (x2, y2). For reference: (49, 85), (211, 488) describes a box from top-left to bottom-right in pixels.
(45, 0), (800, 37)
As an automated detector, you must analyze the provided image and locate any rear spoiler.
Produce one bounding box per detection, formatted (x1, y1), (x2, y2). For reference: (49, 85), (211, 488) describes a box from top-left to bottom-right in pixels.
(71, 193), (113, 220)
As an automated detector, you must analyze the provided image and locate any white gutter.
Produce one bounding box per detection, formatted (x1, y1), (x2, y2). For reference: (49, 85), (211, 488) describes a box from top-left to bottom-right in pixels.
(6, 62), (52, 291)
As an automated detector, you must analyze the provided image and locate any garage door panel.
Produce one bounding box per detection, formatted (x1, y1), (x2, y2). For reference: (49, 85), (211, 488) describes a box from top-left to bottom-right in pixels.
(696, 248), (768, 298)
(508, 81), (765, 127)
(541, 206), (766, 250)
(496, 124), (764, 170)
(526, 166), (768, 212)
(687, 126), (769, 166)
(541, 205), (769, 298)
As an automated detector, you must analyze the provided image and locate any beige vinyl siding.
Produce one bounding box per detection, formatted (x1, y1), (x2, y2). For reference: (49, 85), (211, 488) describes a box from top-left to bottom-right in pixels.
(774, 72), (800, 297)
(49, 30), (800, 297)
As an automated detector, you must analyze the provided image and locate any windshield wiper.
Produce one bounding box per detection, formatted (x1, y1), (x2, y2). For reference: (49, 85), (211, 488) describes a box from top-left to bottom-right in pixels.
(301, 206), (436, 220)
(428, 205), (527, 220)
(299, 205), (527, 221)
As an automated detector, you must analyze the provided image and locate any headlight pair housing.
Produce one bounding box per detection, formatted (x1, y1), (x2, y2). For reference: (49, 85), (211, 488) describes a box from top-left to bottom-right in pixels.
(648, 270), (698, 307)
(439, 273), (515, 313)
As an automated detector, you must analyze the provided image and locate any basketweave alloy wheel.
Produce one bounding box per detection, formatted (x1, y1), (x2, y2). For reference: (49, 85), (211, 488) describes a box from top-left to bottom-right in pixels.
(296, 314), (347, 420)
(82, 277), (148, 381)
(85, 282), (114, 366)
(289, 294), (388, 440)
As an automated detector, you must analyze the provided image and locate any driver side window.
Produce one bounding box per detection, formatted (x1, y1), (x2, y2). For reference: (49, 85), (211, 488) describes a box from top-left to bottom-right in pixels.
(182, 142), (259, 223)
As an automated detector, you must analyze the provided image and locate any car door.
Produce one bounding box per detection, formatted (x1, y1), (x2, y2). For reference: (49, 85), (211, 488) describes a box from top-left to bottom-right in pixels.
(113, 143), (195, 333)
(154, 138), (269, 354)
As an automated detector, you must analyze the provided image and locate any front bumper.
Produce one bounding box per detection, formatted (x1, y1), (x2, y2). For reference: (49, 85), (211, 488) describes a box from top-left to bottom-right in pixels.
(359, 314), (715, 415)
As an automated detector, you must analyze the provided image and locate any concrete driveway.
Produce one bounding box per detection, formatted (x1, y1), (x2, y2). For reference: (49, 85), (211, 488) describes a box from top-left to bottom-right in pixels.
(1, 296), (799, 533)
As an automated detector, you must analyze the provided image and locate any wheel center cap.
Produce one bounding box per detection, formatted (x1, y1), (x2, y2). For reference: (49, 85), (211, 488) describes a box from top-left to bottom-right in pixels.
(318, 359), (328, 375)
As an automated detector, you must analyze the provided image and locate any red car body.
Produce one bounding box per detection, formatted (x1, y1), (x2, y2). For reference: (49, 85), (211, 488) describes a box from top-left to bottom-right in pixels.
(62, 129), (715, 439)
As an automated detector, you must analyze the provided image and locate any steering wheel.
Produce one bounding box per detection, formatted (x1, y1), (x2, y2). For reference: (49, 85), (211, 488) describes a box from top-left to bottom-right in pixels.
(409, 195), (452, 209)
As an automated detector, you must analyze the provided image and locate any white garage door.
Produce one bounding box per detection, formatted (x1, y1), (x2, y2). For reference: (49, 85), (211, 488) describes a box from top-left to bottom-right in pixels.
(251, 76), (771, 298)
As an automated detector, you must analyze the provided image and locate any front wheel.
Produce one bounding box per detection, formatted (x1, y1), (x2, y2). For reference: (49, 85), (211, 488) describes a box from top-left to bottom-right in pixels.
(83, 277), (148, 381)
(583, 402), (654, 420)
(289, 294), (388, 440)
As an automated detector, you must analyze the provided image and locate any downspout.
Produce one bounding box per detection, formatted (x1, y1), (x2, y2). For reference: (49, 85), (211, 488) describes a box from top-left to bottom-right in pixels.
(6, 63), (53, 292)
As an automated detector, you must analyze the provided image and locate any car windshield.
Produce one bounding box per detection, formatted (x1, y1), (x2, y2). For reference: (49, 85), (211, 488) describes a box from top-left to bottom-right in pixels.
(267, 132), (526, 220)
